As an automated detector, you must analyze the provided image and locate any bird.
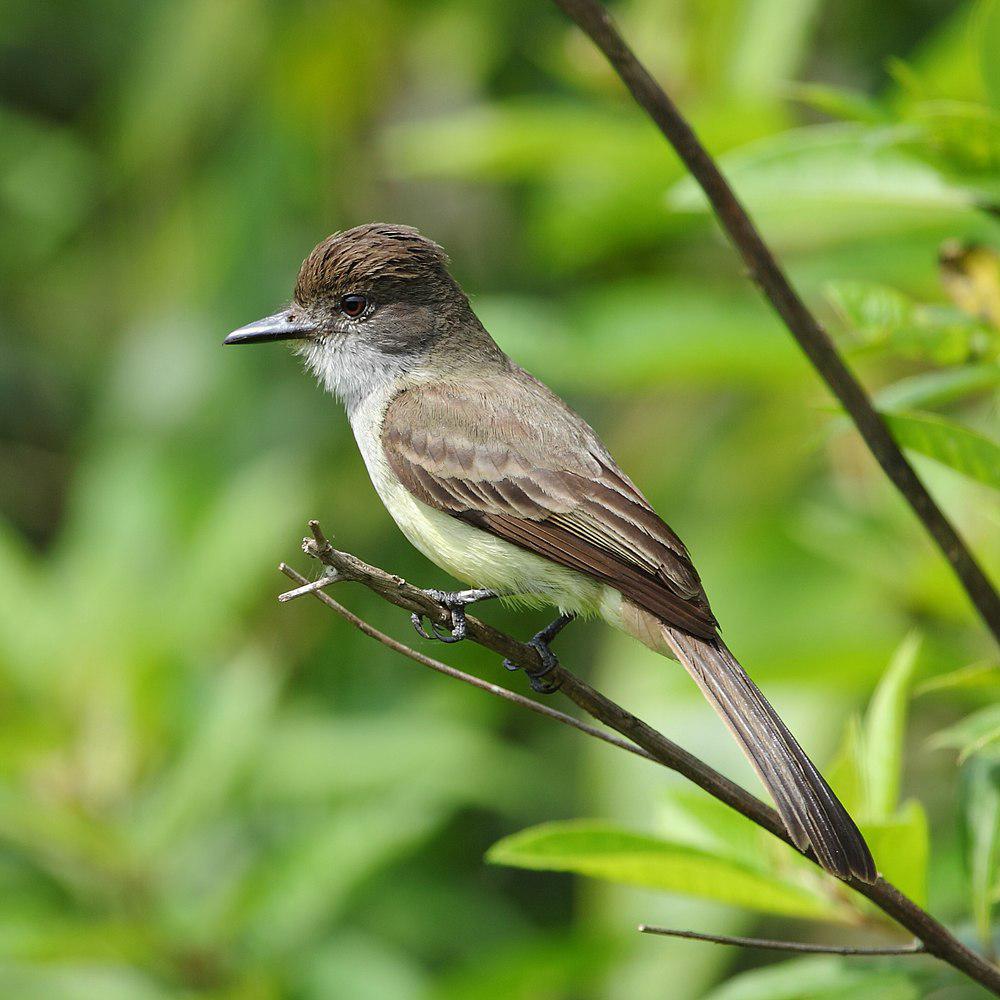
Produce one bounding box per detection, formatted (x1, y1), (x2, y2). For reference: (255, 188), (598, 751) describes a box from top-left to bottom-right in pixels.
(224, 222), (877, 883)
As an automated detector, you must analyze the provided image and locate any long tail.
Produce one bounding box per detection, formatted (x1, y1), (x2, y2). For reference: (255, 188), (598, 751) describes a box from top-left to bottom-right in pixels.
(622, 604), (876, 882)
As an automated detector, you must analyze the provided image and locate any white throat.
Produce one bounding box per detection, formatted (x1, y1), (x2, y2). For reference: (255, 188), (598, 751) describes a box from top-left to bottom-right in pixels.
(298, 335), (413, 419)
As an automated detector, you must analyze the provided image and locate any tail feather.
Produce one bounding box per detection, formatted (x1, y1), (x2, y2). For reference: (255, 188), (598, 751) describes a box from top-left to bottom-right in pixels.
(658, 625), (876, 883)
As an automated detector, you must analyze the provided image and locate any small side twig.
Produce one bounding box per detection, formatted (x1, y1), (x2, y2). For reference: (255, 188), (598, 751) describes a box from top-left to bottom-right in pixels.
(637, 925), (926, 956)
(278, 572), (338, 602)
(278, 562), (654, 763)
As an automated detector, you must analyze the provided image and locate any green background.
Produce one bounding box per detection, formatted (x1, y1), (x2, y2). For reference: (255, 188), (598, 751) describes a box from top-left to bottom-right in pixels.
(1, 0), (998, 996)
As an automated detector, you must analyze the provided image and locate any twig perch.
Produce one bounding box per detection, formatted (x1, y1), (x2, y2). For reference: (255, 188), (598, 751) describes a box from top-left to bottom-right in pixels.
(637, 925), (926, 956)
(549, 0), (1000, 643)
(282, 522), (1000, 995)
(277, 561), (654, 762)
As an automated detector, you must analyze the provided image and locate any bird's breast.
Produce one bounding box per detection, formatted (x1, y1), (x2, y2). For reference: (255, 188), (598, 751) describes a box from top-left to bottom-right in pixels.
(347, 387), (611, 617)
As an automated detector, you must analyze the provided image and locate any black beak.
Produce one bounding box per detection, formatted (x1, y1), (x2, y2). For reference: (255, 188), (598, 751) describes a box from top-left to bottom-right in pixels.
(223, 310), (318, 346)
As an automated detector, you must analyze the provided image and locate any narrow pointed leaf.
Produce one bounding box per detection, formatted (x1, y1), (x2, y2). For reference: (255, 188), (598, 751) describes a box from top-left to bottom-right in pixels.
(884, 411), (1000, 490)
(931, 705), (1000, 761)
(962, 754), (1000, 948)
(861, 800), (929, 905)
(875, 365), (1000, 412)
(487, 821), (845, 921)
(917, 661), (1000, 695)
(863, 632), (921, 821)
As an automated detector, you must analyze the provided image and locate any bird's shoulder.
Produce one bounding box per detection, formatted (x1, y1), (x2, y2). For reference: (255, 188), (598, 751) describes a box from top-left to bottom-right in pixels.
(383, 365), (609, 480)
(380, 367), (712, 615)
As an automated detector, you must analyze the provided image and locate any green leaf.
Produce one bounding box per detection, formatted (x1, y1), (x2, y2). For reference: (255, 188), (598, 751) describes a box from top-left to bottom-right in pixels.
(826, 716), (866, 817)
(962, 753), (1000, 948)
(884, 411), (1000, 490)
(487, 821), (844, 921)
(931, 704), (1000, 761)
(825, 639), (929, 899)
(669, 124), (976, 220)
(657, 788), (779, 870)
(825, 279), (996, 363)
(703, 956), (920, 1000)
(901, 102), (1000, 195)
(916, 660), (1000, 695)
(786, 83), (888, 124)
(826, 280), (911, 337)
(830, 635), (922, 822)
(874, 365), (1000, 412)
(862, 800), (929, 905)
(863, 632), (921, 821)
(728, 0), (823, 99)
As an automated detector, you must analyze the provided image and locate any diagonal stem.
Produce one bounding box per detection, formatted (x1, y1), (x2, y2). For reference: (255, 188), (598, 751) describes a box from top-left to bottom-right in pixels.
(549, 0), (999, 644)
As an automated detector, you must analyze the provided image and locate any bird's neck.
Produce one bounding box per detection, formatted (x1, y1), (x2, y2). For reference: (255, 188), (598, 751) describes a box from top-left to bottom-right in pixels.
(301, 322), (510, 420)
(300, 335), (414, 418)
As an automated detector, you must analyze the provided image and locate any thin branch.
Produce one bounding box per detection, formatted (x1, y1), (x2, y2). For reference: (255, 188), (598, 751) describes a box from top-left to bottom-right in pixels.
(278, 573), (338, 602)
(549, 0), (1000, 644)
(278, 562), (655, 763)
(638, 925), (926, 956)
(286, 525), (1000, 996)
(298, 522), (764, 825)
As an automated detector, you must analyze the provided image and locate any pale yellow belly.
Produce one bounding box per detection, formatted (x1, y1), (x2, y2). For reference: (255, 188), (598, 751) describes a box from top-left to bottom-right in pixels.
(350, 389), (623, 622)
(382, 469), (618, 616)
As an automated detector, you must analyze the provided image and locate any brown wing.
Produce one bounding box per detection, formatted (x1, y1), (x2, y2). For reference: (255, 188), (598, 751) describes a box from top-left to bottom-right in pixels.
(382, 373), (718, 640)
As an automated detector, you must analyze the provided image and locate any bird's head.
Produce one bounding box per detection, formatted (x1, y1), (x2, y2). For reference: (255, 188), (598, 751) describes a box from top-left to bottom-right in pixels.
(224, 223), (493, 404)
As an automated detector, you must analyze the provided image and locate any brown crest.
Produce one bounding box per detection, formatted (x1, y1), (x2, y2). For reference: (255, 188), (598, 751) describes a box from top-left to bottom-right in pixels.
(294, 223), (452, 304)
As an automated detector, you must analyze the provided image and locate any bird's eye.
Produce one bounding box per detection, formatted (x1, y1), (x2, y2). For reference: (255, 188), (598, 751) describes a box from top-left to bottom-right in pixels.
(339, 294), (368, 318)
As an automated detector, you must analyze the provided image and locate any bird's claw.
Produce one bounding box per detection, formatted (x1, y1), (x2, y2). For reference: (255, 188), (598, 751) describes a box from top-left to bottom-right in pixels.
(411, 612), (444, 642)
(504, 637), (562, 694)
(410, 608), (467, 643)
(410, 588), (495, 643)
(503, 613), (575, 695)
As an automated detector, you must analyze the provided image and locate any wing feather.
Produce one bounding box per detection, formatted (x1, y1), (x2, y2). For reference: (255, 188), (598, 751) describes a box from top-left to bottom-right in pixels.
(382, 374), (718, 639)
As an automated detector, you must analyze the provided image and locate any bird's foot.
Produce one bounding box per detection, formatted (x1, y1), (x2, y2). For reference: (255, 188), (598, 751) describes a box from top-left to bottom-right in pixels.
(410, 588), (497, 644)
(504, 613), (576, 694)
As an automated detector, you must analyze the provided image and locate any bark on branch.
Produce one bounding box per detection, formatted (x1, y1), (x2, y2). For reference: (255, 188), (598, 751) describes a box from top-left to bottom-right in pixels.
(637, 925), (926, 956)
(549, 0), (1000, 643)
(281, 522), (1000, 995)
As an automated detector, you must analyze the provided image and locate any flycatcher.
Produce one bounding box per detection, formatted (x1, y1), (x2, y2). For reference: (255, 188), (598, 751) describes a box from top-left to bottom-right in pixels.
(225, 223), (876, 882)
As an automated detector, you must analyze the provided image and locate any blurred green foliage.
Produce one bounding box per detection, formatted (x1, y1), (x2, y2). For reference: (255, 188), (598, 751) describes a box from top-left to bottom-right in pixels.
(1, 0), (998, 996)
